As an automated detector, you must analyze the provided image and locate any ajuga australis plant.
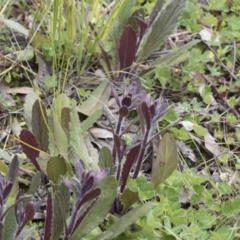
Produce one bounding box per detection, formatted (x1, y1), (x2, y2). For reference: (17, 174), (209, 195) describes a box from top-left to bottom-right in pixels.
(110, 81), (171, 214)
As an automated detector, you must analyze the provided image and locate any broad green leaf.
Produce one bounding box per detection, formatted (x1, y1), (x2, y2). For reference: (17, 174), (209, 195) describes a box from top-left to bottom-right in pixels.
(32, 100), (49, 152)
(98, 147), (114, 175)
(51, 183), (70, 240)
(95, 202), (154, 240)
(121, 188), (139, 212)
(14, 226), (37, 240)
(77, 80), (111, 116)
(136, 0), (186, 63)
(70, 101), (99, 169)
(28, 171), (41, 194)
(151, 133), (178, 187)
(61, 107), (71, 139)
(24, 91), (38, 131)
(151, 40), (200, 68)
(81, 109), (103, 132)
(50, 111), (68, 160)
(69, 176), (118, 240)
(47, 157), (67, 183)
(3, 208), (17, 240)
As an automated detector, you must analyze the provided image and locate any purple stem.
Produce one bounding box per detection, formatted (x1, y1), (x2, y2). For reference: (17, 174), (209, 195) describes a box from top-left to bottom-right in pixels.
(132, 127), (150, 179)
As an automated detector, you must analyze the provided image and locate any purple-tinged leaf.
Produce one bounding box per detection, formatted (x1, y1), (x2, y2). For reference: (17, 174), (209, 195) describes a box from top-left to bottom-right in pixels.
(71, 197), (98, 236)
(149, 104), (156, 119)
(7, 155), (19, 183)
(141, 102), (151, 131)
(90, 168), (109, 185)
(75, 160), (85, 180)
(135, 17), (148, 41)
(76, 188), (101, 211)
(2, 184), (13, 203)
(19, 129), (40, 171)
(81, 176), (94, 195)
(15, 203), (35, 237)
(32, 100), (49, 152)
(121, 96), (132, 107)
(43, 192), (53, 240)
(148, 0), (164, 27)
(119, 106), (129, 118)
(152, 99), (169, 123)
(62, 178), (78, 195)
(118, 25), (137, 74)
(120, 143), (141, 193)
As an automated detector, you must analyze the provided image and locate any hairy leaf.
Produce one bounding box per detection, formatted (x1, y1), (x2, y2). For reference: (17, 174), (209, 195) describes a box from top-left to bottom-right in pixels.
(98, 147), (114, 175)
(32, 100), (49, 152)
(96, 202), (154, 240)
(151, 133), (178, 187)
(47, 157), (67, 183)
(50, 111), (68, 160)
(28, 171), (41, 195)
(23, 91), (38, 131)
(121, 188), (139, 212)
(69, 176), (118, 240)
(148, 0), (164, 27)
(61, 107), (71, 139)
(81, 109), (103, 132)
(77, 80), (111, 116)
(44, 192), (53, 240)
(70, 101), (99, 169)
(19, 129), (40, 171)
(16, 203), (35, 237)
(7, 155), (19, 183)
(151, 39), (200, 67)
(118, 25), (137, 75)
(136, 0), (186, 63)
(3, 208), (17, 240)
(52, 183), (70, 240)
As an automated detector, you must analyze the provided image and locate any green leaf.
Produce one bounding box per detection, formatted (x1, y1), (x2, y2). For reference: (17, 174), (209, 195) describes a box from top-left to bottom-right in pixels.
(49, 111), (68, 160)
(69, 176), (118, 240)
(3, 208), (17, 240)
(98, 147), (114, 175)
(151, 133), (178, 187)
(28, 171), (41, 194)
(136, 0), (186, 63)
(61, 107), (71, 139)
(70, 100), (99, 169)
(51, 183), (70, 240)
(32, 100), (49, 152)
(121, 188), (139, 212)
(14, 226), (37, 240)
(81, 109), (103, 132)
(77, 80), (111, 116)
(95, 202), (154, 240)
(0, 160), (8, 174)
(23, 91), (38, 131)
(47, 157), (67, 183)
(151, 40), (200, 68)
